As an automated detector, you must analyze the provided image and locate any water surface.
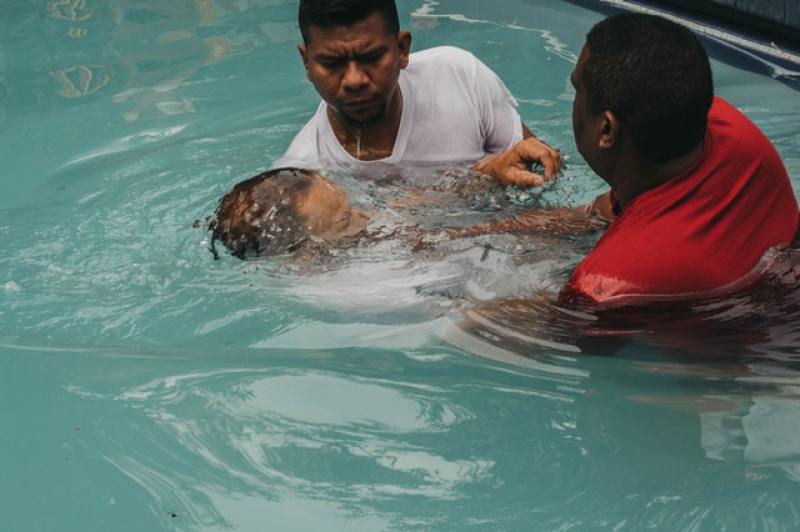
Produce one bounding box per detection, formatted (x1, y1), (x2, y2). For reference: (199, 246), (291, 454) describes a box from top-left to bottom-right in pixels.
(2, 0), (800, 530)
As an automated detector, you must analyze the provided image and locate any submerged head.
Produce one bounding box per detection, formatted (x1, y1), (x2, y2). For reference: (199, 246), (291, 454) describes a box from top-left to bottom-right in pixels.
(297, 0), (411, 128)
(571, 14), (713, 180)
(210, 168), (368, 259)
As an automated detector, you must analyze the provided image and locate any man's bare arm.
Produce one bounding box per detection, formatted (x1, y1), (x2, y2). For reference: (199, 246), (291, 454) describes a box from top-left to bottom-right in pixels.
(586, 190), (615, 220)
(449, 207), (608, 239)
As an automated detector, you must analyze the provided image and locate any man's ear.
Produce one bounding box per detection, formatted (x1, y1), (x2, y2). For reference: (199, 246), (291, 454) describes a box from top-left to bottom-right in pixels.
(298, 44), (309, 73)
(599, 111), (619, 150)
(397, 31), (412, 69)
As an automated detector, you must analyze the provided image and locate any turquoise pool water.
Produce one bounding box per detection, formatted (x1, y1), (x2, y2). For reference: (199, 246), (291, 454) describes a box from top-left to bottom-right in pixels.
(2, 0), (800, 530)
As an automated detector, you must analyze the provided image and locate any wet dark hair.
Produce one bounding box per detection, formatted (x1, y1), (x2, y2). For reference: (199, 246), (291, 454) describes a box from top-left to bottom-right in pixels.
(583, 13), (713, 164)
(298, 0), (400, 44)
(209, 168), (316, 260)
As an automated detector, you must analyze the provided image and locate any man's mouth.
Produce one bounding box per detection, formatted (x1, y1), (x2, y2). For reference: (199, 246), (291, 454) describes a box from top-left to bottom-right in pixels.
(341, 99), (376, 110)
(336, 98), (385, 126)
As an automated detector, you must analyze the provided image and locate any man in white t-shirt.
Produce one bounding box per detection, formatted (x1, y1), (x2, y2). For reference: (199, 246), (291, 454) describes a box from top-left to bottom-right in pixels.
(275, 0), (561, 185)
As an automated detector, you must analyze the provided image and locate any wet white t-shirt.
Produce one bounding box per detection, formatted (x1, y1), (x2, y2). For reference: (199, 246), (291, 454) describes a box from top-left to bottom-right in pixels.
(274, 46), (524, 175)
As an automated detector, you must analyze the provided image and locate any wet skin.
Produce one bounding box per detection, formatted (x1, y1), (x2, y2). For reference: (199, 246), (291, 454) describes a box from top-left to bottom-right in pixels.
(298, 12), (410, 127)
(297, 13), (550, 170)
(569, 45), (705, 209)
(295, 174), (369, 242)
(570, 47), (604, 180)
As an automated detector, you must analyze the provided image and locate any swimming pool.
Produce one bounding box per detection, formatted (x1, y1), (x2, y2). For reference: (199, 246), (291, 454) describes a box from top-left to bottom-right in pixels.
(2, 0), (800, 530)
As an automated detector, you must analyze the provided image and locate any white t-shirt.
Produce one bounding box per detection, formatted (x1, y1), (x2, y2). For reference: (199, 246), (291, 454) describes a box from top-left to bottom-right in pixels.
(274, 46), (523, 175)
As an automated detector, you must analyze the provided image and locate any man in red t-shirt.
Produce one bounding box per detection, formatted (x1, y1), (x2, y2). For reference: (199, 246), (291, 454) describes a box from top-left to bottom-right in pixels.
(482, 13), (799, 305)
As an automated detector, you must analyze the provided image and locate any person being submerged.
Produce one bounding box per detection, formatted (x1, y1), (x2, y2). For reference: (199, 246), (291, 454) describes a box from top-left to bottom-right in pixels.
(209, 168), (371, 260)
(208, 167), (604, 261)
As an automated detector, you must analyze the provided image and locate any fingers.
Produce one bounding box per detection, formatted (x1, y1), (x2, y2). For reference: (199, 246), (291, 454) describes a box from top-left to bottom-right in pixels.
(498, 167), (546, 187)
(516, 139), (562, 178)
(476, 138), (563, 187)
(538, 151), (560, 180)
(472, 153), (497, 174)
(542, 147), (563, 177)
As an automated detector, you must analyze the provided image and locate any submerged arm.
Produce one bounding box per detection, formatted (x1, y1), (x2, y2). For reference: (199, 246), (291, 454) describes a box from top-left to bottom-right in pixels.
(449, 206), (608, 239)
(587, 190), (615, 220)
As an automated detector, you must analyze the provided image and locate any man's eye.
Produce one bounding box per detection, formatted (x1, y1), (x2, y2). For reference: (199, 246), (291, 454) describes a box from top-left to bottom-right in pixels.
(360, 54), (382, 64)
(319, 59), (342, 68)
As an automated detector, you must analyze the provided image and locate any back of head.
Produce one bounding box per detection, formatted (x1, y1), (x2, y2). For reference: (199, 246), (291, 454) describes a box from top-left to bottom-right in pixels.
(584, 14), (713, 164)
(211, 168), (315, 259)
(298, 0), (400, 43)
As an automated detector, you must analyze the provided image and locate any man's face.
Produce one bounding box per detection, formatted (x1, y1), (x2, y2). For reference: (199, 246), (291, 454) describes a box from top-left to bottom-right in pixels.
(571, 45), (620, 185)
(299, 12), (410, 128)
(571, 46), (596, 172)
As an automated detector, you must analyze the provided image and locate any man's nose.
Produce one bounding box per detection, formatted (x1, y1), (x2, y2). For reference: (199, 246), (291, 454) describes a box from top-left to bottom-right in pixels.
(342, 61), (369, 91)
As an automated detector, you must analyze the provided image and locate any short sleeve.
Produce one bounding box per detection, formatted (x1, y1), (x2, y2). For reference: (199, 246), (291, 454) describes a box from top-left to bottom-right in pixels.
(271, 104), (326, 170)
(470, 56), (523, 153)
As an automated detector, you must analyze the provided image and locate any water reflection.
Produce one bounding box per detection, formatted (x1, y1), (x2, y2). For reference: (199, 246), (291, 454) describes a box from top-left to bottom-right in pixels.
(0, 39), (6, 124)
(47, 0), (93, 21)
(2, 0), (798, 528)
(439, 245), (800, 527)
(454, 245), (800, 362)
(699, 387), (800, 480)
(91, 358), (583, 529)
(53, 336), (800, 530)
(50, 64), (113, 98)
(107, 0), (230, 122)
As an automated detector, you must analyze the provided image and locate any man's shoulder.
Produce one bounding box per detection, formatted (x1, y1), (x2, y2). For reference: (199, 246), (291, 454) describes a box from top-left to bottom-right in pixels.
(275, 103), (326, 167)
(708, 96), (770, 150)
(708, 96), (788, 184)
(411, 45), (475, 61)
(408, 46), (478, 73)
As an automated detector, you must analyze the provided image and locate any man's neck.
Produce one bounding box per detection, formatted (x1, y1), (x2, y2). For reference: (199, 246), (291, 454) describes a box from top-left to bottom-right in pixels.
(328, 89), (403, 161)
(613, 141), (705, 208)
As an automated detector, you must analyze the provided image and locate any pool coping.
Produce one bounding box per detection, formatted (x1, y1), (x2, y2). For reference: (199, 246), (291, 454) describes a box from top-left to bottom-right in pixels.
(573, 0), (800, 87)
(659, 0), (800, 43)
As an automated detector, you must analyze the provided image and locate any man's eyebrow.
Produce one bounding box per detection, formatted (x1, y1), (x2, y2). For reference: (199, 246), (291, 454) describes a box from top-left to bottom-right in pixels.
(314, 45), (388, 60)
(357, 45), (388, 56)
(314, 51), (344, 60)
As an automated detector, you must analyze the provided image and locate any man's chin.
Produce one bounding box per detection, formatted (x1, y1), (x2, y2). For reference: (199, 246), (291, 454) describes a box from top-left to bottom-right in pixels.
(338, 107), (386, 129)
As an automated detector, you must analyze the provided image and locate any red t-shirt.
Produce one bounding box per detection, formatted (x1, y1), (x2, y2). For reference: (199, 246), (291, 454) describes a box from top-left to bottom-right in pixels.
(567, 97), (799, 304)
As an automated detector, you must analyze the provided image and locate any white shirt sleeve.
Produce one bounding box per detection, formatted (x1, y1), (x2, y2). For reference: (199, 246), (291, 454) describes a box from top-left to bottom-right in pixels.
(470, 55), (524, 153)
(271, 105), (326, 170)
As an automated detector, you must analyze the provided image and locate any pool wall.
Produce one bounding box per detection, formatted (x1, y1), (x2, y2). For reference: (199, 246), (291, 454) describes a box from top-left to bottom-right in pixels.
(659, 0), (800, 41)
(577, 0), (800, 87)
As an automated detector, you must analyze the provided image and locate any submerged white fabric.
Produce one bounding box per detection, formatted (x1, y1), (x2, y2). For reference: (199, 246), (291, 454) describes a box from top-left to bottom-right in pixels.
(274, 46), (523, 174)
